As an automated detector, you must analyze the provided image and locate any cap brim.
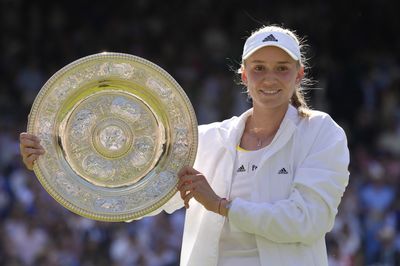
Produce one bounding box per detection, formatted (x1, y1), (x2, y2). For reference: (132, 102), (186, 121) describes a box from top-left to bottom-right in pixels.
(243, 43), (299, 61)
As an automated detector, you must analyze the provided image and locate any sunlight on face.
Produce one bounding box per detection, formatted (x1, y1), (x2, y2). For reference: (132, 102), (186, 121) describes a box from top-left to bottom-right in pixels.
(242, 46), (304, 111)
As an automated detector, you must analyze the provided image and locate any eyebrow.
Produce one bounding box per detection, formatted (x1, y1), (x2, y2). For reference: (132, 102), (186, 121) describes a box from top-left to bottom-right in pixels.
(249, 60), (292, 64)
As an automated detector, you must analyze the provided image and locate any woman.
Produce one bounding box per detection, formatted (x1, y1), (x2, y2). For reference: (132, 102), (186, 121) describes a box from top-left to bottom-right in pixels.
(20, 25), (349, 266)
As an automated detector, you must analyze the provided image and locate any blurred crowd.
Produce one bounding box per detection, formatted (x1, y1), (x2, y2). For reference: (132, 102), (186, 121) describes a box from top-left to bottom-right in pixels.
(1, 1), (400, 265)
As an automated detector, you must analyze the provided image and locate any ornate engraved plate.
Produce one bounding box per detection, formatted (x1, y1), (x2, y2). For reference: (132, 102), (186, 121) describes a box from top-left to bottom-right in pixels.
(27, 52), (198, 222)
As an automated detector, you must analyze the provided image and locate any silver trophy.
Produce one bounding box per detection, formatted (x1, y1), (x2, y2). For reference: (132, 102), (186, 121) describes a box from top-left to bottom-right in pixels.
(28, 53), (198, 221)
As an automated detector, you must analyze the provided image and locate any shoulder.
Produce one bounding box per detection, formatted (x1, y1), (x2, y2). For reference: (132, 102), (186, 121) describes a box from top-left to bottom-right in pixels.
(301, 109), (345, 132)
(198, 116), (240, 136)
(303, 109), (335, 124)
(297, 109), (347, 144)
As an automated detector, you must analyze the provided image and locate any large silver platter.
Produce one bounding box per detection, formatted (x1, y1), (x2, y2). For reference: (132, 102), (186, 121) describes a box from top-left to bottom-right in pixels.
(28, 52), (198, 222)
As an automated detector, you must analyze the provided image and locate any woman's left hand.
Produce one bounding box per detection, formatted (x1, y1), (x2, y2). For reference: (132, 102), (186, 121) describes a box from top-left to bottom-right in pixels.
(177, 166), (221, 212)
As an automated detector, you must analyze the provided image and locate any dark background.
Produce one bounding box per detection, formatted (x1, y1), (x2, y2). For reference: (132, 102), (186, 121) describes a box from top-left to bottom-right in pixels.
(1, 0), (400, 265)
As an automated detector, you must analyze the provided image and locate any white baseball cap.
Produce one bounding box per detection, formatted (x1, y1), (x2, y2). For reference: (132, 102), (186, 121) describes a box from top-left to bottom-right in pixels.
(242, 30), (301, 61)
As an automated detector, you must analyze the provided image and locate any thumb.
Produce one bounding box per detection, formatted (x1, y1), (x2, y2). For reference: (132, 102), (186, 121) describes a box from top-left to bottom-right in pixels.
(178, 166), (200, 178)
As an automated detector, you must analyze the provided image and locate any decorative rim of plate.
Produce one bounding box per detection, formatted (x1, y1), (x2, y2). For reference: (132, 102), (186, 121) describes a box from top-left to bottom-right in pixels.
(27, 52), (198, 222)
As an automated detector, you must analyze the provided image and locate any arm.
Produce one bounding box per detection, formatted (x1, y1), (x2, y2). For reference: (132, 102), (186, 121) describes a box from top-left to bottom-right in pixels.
(227, 128), (350, 244)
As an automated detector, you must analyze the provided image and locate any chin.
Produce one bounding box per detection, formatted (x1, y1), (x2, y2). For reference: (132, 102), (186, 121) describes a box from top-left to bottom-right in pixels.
(254, 99), (289, 110)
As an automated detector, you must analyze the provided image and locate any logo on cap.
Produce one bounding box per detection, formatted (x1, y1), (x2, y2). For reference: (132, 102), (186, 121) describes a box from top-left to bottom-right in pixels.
(262, 34), (278, 42)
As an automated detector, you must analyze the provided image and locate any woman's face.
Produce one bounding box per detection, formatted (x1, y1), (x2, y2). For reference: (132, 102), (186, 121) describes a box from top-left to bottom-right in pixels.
(242, 46), (304, 111)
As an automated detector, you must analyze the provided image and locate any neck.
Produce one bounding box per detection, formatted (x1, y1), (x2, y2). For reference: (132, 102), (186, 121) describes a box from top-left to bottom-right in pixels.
(240, 104), (288, 150)
(247, 104), (288, 137)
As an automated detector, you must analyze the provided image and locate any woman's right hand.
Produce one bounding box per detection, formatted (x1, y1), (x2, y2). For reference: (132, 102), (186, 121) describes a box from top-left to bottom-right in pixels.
(19, 132), (45, 171)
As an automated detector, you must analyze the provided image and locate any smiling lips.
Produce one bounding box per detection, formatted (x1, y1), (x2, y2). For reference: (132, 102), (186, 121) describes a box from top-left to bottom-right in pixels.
(259, 89), (281, 95)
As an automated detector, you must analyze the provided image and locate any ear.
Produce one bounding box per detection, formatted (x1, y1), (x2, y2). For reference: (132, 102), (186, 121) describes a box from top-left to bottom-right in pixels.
(295, 66), (305, 85)
(241, 66), (247, 85)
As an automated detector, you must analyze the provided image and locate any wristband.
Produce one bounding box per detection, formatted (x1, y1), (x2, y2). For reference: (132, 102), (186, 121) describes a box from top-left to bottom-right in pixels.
(218, 198), (226, 215)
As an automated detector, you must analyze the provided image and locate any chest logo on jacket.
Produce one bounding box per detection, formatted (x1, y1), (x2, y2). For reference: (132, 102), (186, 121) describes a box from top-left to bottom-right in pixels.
(237, 165), (246, 172)
(236, 164), (259, 173)
(278, 168), (288, 174)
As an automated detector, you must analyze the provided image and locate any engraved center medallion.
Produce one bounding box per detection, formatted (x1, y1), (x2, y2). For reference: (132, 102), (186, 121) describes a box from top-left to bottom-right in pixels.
(92, 118), (132, 159)
(100, 126), (126, 151)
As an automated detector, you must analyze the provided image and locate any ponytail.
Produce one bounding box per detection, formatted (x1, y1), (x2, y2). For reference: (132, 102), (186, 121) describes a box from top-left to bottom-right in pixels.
(291, 88), (310, 118)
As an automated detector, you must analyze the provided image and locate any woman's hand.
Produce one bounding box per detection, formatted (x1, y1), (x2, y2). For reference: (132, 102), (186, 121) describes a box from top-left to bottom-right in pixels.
(177, 166), (221, 213)
(19, 132), (45, 170)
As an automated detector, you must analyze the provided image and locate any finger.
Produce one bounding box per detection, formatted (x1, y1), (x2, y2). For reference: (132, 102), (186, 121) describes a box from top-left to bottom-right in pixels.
(24, 154), (39, 170)
(177, 166), (200, 178)
(177, 175), (191, 189)
(184, 191), (195, 208)
(20, 138), (43, 149)
(178, 181), (197, 195)
(179, 188), (194, 205)
(20, 136), (44, 151)
(180, 189), (186, 200)
(177, 174), (202, 189)
(20, 133), (41, 142)
(21, 147), (45, 157)
(177, 166), (189, 177)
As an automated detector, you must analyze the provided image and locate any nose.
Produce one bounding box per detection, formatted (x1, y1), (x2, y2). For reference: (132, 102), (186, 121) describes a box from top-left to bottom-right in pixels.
(261, 70), (277, 85)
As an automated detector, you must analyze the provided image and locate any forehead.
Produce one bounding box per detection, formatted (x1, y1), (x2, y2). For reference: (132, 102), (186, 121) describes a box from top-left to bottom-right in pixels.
(246, 46), (295, 63)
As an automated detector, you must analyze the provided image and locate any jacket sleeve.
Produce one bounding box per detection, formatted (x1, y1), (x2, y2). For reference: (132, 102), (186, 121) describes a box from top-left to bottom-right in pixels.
(228, 120), (350, 245)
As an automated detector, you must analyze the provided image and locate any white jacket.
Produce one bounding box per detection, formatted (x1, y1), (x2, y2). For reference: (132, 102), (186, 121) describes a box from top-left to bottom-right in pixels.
(164, 105), (350, 266)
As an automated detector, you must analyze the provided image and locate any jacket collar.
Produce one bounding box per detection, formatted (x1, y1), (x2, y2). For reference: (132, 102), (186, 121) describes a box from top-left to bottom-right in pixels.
(217, 104), (299, 155)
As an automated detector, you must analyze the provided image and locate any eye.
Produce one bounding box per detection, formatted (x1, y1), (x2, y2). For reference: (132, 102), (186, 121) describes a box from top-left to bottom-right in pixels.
(254, 65), (265, 71)
(276, 65), (289, 72)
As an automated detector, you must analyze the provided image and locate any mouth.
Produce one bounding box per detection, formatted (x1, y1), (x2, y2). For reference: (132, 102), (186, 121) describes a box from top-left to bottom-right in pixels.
(258, 89), (281, 96)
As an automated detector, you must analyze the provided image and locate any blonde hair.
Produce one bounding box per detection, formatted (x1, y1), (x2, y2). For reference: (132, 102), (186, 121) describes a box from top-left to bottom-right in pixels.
(240, 25), (312, 118)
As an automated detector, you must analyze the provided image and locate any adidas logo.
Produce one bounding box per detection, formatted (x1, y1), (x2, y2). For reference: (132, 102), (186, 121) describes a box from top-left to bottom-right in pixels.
(263, 34), (278, 42)
(278, 168), (288, 174)
(237, 165), (246, 172)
